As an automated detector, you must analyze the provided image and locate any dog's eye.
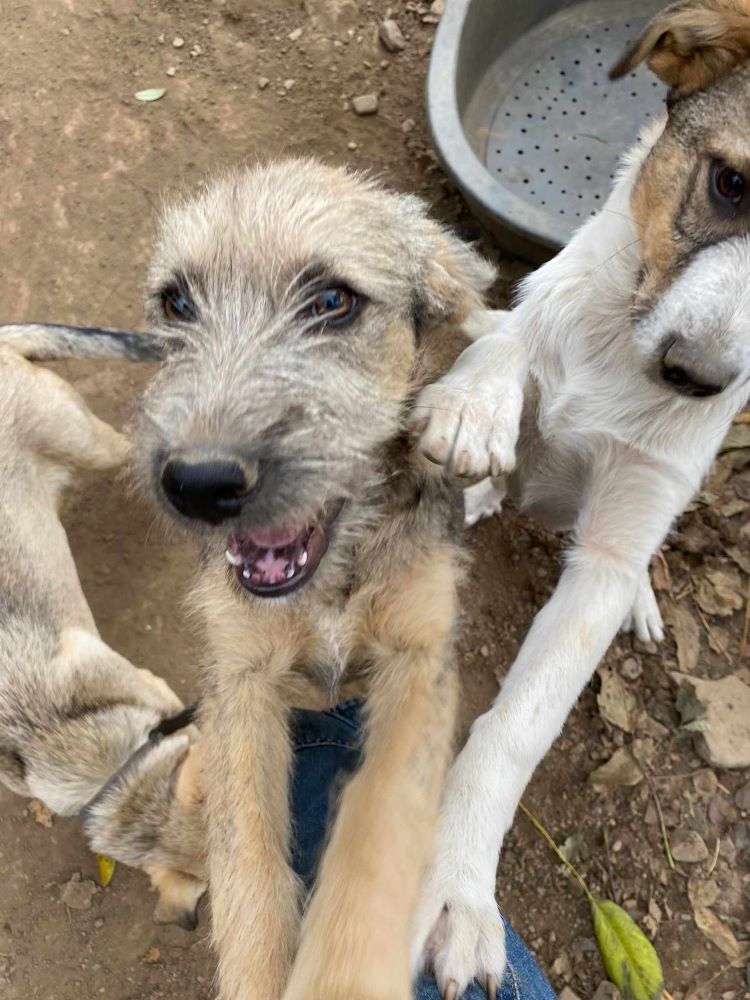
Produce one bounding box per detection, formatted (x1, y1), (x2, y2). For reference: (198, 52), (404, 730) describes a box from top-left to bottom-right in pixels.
(162, 289), (197, 323)
(310, 287), (359, 326)
(710, 161), (746, 210)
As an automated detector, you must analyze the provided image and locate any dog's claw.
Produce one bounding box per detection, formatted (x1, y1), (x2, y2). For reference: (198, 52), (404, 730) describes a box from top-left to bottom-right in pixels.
(443, 981), (458, 1000)
(454, 449), (470, 477)
(489, 453), (501, 479)
(486, 974), (499, 1000)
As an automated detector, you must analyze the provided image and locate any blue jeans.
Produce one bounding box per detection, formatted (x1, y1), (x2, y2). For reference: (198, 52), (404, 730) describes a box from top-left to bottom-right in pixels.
(289, 701), (557, 1000)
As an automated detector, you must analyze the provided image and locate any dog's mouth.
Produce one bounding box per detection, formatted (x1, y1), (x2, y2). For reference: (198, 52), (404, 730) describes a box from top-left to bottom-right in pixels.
(225, 501), (344, 598)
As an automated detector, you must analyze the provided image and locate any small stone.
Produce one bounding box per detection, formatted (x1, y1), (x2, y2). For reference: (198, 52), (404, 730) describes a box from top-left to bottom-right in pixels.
(189, 43), (202, 57)
(283, 78), (295, 91)
(352, 93), (378, 115)
(480, 645), (490, 658)
(172, 36), (185, 48)
(551, 952), (572, 982)
(60, 873), (97, 910)
(93, 917), (105, 929)
(735, 780), (750, 811)
(288, 27), (303, 41)
(619, 656), (642, 681)
(430, 0), (446, 13)
(378, 18), (406, 52)
(166, 66), (177, 77)
(401, 117), (415, 133)
(142, 947), (161, 964)
(671, 829), (709, 863)
(157, 33), (165, 43)
(559, 989), (583, 1000)
(257, 76), (270, 90)
(347, 141), (358, 150)
(688, 875), (718, 909)
(592, 983), (622, 1000)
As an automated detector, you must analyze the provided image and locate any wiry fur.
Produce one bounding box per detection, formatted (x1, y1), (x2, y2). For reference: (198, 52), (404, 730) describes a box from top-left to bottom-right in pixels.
(412, 3), (750, 994)
(131, 158), (494, 999)
(0, 347), (206, 929)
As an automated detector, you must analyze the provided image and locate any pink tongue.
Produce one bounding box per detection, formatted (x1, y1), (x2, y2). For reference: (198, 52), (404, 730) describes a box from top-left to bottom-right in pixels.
(255, 548), (292, 585)
(247, 525), (304, 548)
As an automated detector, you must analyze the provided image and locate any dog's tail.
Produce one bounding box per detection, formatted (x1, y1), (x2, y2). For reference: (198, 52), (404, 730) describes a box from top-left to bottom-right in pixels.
(0, 323), (166, 362)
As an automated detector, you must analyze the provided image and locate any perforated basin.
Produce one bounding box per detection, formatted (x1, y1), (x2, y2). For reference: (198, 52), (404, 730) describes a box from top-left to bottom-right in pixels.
(427, 0), (666, 261)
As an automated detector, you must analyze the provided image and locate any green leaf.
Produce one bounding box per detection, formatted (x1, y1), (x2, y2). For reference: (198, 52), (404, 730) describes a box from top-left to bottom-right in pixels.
(682, 719), (711, 733)
(592, 898), (664, 1000)
(134, 87), (166, 102)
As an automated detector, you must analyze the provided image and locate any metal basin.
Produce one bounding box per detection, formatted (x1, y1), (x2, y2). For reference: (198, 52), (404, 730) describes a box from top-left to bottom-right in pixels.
(427, 0), (666, 261)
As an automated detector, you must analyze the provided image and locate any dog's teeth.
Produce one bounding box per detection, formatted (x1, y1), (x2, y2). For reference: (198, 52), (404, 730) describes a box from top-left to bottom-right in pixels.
(242, 568), (251, 579)
(286, 565), (296, 580)
(225, 549), (242, 567)
(298, 550), (308, 567)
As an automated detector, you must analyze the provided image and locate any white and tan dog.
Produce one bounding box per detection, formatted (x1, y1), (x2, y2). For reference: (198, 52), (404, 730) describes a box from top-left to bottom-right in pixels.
(412, 1), (750, 994)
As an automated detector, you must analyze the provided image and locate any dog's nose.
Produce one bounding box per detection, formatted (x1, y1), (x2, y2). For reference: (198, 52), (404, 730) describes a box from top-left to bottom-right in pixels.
(660, 337), (735, 398)
(161, 458), (257, 524)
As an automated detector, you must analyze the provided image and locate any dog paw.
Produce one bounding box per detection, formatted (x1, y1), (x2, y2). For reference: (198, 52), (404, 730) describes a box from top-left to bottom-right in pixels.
(463, 478), (505, 528)
(412, 889), (506, 999)
(412, 379), (520, 481)
(621, 576), (664, 643)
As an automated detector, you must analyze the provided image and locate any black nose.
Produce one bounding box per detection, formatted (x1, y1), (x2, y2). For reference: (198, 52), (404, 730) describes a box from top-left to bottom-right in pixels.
(161, 459), (255, 524)
(659, 337), (734, 398)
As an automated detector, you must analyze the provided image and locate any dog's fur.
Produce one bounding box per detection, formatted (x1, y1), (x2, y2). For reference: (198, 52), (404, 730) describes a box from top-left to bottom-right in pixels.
(127, 159), (494, 999)
(411, 1), (750, 993)
(0, 345), (206, 929)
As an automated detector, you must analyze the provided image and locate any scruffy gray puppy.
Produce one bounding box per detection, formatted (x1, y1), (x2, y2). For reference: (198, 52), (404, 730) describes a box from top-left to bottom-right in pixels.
(0, 340), (206, 928)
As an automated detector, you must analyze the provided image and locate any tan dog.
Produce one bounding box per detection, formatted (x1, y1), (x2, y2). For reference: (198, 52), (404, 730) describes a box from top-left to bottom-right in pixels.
(0, 337), (206, 929)
(120, 159), (495, 999)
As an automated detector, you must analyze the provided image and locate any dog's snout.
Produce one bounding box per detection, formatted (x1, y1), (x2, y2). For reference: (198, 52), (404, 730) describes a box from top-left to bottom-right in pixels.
(659, 336), (736, 398)
(161, 458), (257, 524)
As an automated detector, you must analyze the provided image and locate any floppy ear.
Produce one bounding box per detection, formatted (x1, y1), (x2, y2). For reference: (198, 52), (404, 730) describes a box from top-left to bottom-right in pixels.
(416, 227), (496, 335)
(609, 0), (750, 99)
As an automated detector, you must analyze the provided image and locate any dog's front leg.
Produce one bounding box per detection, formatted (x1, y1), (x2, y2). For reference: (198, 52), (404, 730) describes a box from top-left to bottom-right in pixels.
(283, 554), (459, 1000)
(413, 310), (527, 482)
(412, 451), (695, 997)
(199, 588), (303, 1000)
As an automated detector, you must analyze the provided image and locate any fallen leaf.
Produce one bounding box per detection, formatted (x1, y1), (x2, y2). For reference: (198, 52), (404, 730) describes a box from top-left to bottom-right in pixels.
(134, 87), (166, 102)
(650, 555), (670, 592)
(592, 898), (665, 1000)
(672, 672), (750, 768)
(693, 906), (742, 961)
(597, 666), (640, 733)
(694, 569), (744, 617)
(142, 946), (161, 964)
(721, 423), (750, 451)
(725, 544), (750, 575)
(687, 875), (718, 910)
(96, 854), (116, 888)
(590, 748), (643, 787)
(715, 496), (750, 518)
(664, 602), (700, 672)
(28, 799), (53, 828)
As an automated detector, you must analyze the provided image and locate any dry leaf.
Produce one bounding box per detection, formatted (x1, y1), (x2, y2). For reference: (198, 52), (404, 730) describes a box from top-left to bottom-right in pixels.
(28, 799), (53, 828)
(693, 906), (742, 961)
(134, 87), (166, 102)
(672, 672), (750, 768)
(597, 666), (640, 733)
(96, 853), (116, 887)
(725, 544), (750, 575)
(590, 748), (643, 787)
(142, 946), (161, 964)
(694, 569), (744, 617)
(650, 555), (670, 592)
(687, 875), (718, 910)
(721, 423), (750, 451)
(664, 602), (700, 672)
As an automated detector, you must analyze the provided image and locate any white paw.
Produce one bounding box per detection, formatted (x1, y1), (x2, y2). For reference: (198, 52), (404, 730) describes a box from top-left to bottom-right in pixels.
(413, 379), (520, 481)
(621, 576), (664, 643)
(412, 886), (507, 999)
(464, 478), (505, 528)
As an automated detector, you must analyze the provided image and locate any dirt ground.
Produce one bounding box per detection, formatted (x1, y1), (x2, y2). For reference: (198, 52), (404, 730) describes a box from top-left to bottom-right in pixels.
(1, 2), (749, 999)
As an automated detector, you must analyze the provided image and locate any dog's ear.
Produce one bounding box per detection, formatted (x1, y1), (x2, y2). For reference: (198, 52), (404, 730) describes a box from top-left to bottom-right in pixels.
(415, 227), (496, 336)
(150, 868), (207, 931)
(609, 0), (750, 99)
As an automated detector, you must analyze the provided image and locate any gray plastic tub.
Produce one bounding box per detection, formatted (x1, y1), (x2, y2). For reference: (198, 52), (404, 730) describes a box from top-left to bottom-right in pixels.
(427, 0), (666, 261)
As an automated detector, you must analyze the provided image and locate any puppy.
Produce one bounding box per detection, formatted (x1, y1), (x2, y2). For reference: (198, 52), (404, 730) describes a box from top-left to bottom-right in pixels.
(410, 1), (750, 994)
(0, 337), (206, 929)
(122, 159), (494, 999)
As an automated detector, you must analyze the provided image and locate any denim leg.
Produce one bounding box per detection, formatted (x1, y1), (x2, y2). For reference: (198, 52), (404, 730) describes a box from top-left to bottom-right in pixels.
(288, 701), (557, 1000)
